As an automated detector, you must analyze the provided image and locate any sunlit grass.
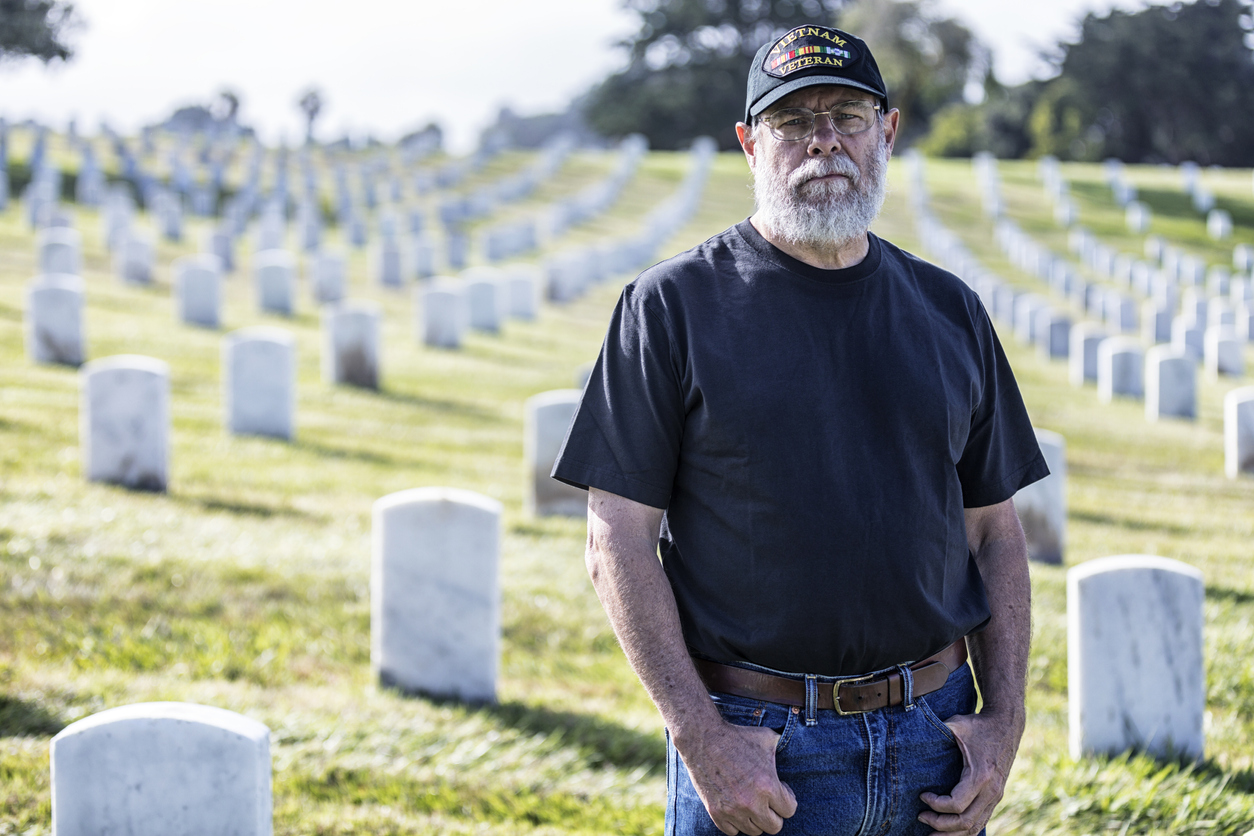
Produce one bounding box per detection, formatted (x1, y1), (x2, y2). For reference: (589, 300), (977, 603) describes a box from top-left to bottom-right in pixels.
(1, 148), (1253, 834)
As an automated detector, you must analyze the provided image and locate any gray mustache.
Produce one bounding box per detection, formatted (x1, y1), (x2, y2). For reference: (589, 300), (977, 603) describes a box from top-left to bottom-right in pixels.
(790, 156), (861, 189)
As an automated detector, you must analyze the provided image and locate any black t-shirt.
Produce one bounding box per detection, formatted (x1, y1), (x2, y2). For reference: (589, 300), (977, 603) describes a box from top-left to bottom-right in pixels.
(553, 220), (1047, 676)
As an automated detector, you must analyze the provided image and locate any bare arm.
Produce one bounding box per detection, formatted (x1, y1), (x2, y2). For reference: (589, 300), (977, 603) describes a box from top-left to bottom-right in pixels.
(919, 497), (1031, 835)
(586, 487), (797, 836)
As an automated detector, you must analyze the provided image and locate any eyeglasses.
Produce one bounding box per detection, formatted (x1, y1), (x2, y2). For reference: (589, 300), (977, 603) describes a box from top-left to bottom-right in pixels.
(760, 101), (882, 142)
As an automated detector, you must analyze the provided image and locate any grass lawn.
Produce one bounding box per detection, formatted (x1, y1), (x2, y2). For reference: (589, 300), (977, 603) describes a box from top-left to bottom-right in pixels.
(2, 146), (1253, 835)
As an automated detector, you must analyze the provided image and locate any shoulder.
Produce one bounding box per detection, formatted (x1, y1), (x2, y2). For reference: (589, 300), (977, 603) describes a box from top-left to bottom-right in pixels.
(627, 224), (748, 306)
(876, 236), (990, 324)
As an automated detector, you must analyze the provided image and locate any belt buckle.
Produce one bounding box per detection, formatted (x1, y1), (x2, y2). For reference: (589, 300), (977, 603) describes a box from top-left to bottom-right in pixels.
(832, 673), (875, 716)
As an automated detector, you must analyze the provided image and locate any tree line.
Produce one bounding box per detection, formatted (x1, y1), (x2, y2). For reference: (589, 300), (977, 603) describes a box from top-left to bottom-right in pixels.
(584, 0), (1254, 166)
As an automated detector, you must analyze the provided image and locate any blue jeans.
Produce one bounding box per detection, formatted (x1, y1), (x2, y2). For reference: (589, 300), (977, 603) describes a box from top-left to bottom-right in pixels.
(666, 663), (981, 836)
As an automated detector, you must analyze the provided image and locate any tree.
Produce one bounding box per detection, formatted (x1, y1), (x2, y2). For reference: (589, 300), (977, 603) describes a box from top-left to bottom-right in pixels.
(297, 87), (324, 145)
(1037, 0), (1254, 165)
(213, 88), (241, 124)
(0, 0), (79, 63)
(585, 0), (846, 151)
(837, 0), (987, 145)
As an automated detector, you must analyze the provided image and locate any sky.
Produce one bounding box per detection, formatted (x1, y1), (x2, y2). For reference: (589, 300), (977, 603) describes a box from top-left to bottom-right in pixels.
(0, 0), (1167, 154)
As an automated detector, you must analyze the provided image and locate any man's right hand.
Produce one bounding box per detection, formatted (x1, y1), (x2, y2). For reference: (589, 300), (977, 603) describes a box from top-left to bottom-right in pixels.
(675, 718), (798, 835)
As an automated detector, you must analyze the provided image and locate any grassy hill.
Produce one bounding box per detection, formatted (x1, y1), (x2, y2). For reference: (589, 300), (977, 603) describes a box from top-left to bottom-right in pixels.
(1, 149), (1253, 835)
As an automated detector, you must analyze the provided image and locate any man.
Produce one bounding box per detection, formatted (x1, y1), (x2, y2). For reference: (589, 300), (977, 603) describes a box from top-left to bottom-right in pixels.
(552, 24), (1046, 836)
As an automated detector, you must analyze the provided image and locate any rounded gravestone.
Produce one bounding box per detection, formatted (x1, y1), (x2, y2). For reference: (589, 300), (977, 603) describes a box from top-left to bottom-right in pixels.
(26, 274), (85, 366)
(322, 301), (381, 389)
(223, 327), (296, 440)
(1204, 326), (1243, 380)
(51, 701), (272, 836)
(173, 254), (223, 329)
(253, 249), (296, 316)
(1068, 555), (1204, 761)
(1140, 299), (1172, 346)
(464, 270), (506, 333)
(412, 235), (437, 280)
(1145, 346), (1196, 421)
(113, 232), (155, 285)
(1224, 386), (1254, 478)
(205, 227), (236, 273)
(1036, 311), (1071, 360)
(80, 355), (169, 491)
(418, 282), (467, 349)
(309, 249), (347, 304)
(525, 389), (586, 517)
(374, 239), (403, 288)
(372, 487), (502, 702)
(1013, 428), (1065, 565)
(1068, 323), (1106, 387)
(37, 226), (82, 276)
(505, 266), (540, 320)
(1097, 336), (1144, 402)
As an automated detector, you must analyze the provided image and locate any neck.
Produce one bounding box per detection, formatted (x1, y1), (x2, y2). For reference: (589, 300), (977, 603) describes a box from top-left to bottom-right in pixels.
(749, 213), (871, 270)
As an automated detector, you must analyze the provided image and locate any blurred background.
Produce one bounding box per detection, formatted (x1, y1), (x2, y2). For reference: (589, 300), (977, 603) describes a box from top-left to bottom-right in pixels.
(4, 0), (1252, 162)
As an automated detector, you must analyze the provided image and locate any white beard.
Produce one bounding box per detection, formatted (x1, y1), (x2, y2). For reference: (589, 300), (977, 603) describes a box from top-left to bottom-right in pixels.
(752, 128), (889, 252)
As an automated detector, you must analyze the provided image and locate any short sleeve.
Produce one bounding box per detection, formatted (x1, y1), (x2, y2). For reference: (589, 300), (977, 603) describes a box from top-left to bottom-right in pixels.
(956, 305), (1049, 508)
(551, 284), (686, 509)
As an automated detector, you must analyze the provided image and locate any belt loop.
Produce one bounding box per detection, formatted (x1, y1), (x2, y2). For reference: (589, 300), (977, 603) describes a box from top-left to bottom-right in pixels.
(897, 664), (916, 712)
(803, 674), (819, 726)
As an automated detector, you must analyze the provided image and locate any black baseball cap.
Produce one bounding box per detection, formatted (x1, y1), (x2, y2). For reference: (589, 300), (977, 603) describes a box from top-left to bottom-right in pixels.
(745, 25), (889, 123)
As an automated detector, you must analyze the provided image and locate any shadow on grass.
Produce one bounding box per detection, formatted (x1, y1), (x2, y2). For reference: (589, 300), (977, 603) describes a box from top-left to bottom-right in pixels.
(1205, 585), (1254, 606)
(372, 387), (499, 422)
(1069, 509), (1195, 537)
(0, 301), (21, 321)
(174, 493), (318, 520)
(0, 693), (67, 737)
(293, 436), (417, 469)
(388, 684), (664, 771)
(485, 700), (666, 771)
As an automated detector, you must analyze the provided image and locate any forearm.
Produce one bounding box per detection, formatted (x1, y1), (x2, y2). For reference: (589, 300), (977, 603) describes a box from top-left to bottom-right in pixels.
(585, 491), (722, 744)
(966, 506), (1032, 736)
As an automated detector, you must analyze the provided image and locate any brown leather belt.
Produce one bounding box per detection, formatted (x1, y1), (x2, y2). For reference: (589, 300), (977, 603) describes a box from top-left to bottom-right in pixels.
(692, 639), (968, 716)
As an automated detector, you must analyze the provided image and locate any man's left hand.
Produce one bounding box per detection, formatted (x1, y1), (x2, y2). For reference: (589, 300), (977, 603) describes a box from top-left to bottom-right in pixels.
(916, 712), (1020, 835)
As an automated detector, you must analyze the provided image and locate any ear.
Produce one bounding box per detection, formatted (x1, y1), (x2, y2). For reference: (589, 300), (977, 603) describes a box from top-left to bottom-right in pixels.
(736, 121), (758, 172)
(882, 108), (901, 158)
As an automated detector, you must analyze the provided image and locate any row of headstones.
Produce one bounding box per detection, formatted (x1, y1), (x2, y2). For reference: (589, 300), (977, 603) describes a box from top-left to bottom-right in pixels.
(42, 548), (1209, 834)
(909, 170), (1254, 478)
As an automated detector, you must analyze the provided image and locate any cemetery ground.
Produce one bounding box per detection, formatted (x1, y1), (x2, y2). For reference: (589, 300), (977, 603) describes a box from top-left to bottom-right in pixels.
(2, 149), (1254, 834)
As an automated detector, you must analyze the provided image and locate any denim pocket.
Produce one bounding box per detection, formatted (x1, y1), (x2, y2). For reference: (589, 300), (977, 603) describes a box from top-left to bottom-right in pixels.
(709, 692), (766, 727)
(765, 704), (797, 754)
(916, 696), (960, 745)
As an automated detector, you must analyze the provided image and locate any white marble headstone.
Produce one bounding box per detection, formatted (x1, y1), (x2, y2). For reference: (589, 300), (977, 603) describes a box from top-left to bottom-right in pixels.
(1068, 555), (1204, 761)
(310, 250), (347, 304)
(374, 239), (404, 288)
(372, 487), (502, 702)
(1140, 300), (1172, 345)
(173, 254), (223, 329)
(80, 355), (170, 491)
(1069, 323), (1106, 387)
(253, 249), (296, 316)
(1145, 346), (1196, 421)
(37, 226), (82, 276)
(464, 273), (506, 333)
(26, 274), (85, 366)
(51, 701), (272, 836)
(1013, 428), (1066, 564)
(1224, 386), (1254, 478)
(505, 267), (540, 320)
(1204, 326), (1243, 380)
(113, 232), (155, 285)
(525, 389), (586, 516)
(322, 301), (381, 389)
(1097, 336), (1143, 402)
(419, 283), (468, 349)
(223, 327), (296, 439)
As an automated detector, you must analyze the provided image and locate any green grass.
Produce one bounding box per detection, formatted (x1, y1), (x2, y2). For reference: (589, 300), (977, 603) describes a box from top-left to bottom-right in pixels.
(1, 146), (1253, 834)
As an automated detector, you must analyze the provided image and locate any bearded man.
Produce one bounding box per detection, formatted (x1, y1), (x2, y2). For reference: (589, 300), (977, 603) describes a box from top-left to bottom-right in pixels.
(552, 24), (1047, 836)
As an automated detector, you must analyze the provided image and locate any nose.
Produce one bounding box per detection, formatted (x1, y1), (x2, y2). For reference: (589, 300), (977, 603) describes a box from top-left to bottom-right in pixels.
(807, 112), (844, 156)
